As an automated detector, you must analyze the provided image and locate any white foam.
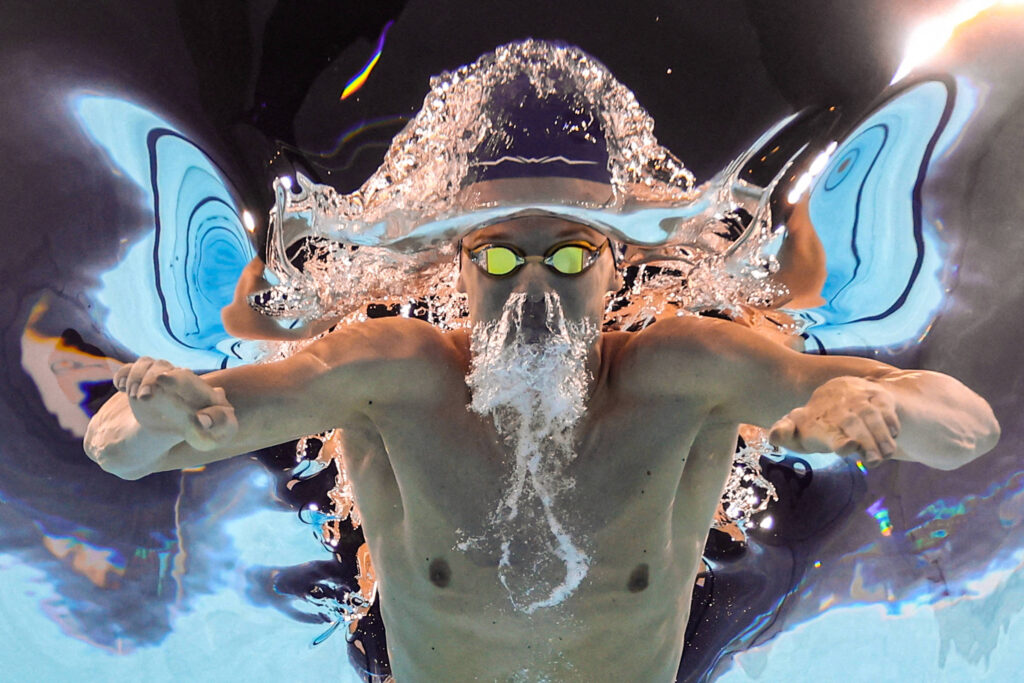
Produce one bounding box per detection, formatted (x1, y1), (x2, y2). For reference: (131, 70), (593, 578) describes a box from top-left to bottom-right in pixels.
(464, 293), (597, 612)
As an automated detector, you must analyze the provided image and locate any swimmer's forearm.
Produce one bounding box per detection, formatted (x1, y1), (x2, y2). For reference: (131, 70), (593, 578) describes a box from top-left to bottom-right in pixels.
(83, 393), (187, 480)
(221, 257), (339, 341)
(221, 298), (339, 341)
(879, 370), (1000, 470)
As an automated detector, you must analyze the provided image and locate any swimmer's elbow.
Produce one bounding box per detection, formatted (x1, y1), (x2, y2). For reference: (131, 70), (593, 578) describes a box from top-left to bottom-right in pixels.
(906, 417), (1001, 471)
(107, 462), (152, 481)
(964, 413), (1001, 466)
(84, 439), (153, 480)
(949, 402), (1002, 469)
(82, 417), (109, 467)
(83, 415), (161, 481)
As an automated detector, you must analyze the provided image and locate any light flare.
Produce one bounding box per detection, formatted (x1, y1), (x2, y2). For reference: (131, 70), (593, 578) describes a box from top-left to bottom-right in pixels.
(341, 20), (394, 100)
(787, 141), (837, 205)
(892, 1), (1024, 84)
(867, 497), (894, 537)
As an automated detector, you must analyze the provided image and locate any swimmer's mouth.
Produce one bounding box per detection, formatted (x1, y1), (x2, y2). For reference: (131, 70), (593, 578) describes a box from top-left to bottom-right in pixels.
(520, 302), (551, 343)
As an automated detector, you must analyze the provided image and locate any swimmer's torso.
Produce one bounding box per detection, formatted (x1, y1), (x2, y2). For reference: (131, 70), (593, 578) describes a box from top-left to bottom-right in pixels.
(333, 319), (739, 682)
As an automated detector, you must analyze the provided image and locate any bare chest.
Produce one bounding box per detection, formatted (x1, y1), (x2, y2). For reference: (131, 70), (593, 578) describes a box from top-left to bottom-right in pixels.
(367, 394), (706, 530)
(335, 382), (731, 680)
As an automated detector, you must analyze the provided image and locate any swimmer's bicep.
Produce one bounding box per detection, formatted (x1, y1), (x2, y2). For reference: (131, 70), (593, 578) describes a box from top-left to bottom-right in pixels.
(296, 316), (451, 407)
(204, 317), (443, 434)
(205, 348), (374, 432)
(706, 321), (895, 426)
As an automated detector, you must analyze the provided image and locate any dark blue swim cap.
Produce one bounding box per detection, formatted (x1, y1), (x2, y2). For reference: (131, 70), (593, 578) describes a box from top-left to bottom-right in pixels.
(469, 76), (611, 185)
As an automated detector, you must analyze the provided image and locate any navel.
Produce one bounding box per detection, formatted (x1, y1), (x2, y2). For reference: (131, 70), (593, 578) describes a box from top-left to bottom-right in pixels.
(428, 558), (452, 588)
(627, 563), (649, 593)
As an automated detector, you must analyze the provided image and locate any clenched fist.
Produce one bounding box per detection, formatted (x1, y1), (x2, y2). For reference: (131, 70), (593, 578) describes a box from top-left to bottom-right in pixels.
(113, 357), (238, 451)
(768, 376), (902, 468)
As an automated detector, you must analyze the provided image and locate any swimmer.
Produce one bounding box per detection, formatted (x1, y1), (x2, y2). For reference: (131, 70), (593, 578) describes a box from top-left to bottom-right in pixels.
(83, 209), (1000, 680)
(83, 46), (1001, 682)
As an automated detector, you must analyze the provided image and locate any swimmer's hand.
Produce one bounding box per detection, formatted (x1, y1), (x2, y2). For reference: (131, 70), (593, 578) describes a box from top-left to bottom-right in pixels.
(113, 357), (238, 451)
(768, 376), (901, 468)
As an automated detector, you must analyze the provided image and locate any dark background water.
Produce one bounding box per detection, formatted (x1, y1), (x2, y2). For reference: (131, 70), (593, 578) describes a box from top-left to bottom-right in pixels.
(2, 1), (1022, 681)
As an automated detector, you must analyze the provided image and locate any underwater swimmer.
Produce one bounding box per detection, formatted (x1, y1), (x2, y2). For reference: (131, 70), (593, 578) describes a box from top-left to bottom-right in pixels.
(84, 190), (1001, 682)
(85, 39), (1001, 680)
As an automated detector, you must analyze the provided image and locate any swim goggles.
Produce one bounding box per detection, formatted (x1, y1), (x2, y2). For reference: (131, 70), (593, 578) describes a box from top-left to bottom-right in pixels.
(463, 239), (610, 278)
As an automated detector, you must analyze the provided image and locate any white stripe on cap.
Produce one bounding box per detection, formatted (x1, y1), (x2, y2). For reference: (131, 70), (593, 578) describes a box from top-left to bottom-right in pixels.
(475, 155), (600, 167)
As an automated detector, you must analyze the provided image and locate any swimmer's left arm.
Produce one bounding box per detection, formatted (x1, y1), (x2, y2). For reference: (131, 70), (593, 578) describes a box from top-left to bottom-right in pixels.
(715, 320), (1000, 470)
(640, 317), (1001, 470)
(221, 257), (340, 340)
(767, 369), (1000, 471)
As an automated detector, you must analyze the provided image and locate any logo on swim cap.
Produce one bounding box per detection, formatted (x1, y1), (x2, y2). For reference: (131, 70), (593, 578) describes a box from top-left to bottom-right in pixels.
(469, 76), (611, 185)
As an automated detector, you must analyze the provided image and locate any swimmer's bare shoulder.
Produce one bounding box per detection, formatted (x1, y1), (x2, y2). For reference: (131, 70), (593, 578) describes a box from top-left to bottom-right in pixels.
(617, 314), (824, 425)
(615, 315), (736, 399)
(84, 316), (455, 479)
(303, 315), (461, 399)
(622, 313), (900, 426)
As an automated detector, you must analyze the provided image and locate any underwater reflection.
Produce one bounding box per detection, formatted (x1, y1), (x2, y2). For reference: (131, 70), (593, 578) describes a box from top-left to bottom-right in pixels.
(72, 94), (259, 368)
(2, 3), (1022, 682)
(788, 78), (956, 351)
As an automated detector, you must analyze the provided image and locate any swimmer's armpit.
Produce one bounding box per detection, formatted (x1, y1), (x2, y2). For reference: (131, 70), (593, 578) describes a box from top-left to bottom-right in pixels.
(221, 257), (339, 341)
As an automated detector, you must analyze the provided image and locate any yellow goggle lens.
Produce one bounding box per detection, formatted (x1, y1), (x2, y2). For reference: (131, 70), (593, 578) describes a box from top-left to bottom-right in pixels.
(483, 246), (520, 276)
(549, 245), (585, 274)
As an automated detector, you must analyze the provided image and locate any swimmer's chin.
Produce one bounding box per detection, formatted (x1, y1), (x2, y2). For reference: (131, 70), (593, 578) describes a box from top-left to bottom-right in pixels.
(522, 330), (548, 345)
(520, 324), (555, 345)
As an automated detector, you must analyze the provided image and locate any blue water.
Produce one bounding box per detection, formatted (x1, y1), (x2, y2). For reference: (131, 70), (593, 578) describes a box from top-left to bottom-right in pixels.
(3, 3), (1023, 681)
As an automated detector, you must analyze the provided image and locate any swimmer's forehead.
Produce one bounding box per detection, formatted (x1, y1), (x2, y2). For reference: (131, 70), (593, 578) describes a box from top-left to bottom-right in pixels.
(464, 218), (606, 249)
(459, 177), (614, 208)
(459, 176), (613, 248)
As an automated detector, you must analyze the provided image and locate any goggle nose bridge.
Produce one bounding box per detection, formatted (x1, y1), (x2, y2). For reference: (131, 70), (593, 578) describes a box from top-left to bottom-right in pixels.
(520, 253), (558, 269)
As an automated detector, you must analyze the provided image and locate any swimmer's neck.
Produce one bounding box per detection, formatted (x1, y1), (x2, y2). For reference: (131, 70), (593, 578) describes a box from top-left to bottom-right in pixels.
(586, 338), (603, 393)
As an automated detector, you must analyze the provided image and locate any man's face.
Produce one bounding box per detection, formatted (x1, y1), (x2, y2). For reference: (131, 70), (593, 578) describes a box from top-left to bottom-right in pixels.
(457, 215), (621, 335)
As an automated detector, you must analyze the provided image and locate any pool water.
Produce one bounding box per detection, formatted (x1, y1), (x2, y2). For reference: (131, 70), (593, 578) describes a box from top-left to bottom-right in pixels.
(2, 2), (1022, 681)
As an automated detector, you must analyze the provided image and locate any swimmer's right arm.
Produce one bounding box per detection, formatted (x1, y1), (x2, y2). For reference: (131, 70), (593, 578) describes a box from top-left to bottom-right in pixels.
(83, 351), (340, 480)
(84, 318), (439, 480)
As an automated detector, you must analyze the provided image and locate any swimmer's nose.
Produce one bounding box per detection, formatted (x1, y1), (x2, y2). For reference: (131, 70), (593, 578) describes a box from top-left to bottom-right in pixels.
(512, 262), (553, 295)
(514, 277), (550, 308)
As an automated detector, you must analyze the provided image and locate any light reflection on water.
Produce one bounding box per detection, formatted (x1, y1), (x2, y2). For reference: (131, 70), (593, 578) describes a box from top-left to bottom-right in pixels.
(73, 95), (260, 369)
(2, 4), (1023, 682)
(792, 79), (954, 352)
